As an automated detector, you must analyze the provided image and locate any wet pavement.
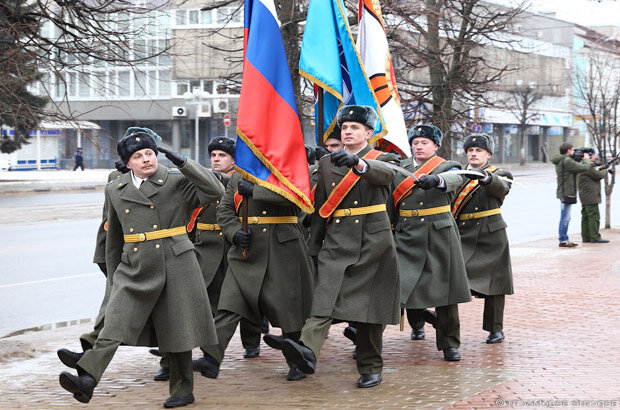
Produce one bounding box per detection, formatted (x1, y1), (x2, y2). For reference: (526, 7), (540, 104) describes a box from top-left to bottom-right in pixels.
(1, 229), (620, 408)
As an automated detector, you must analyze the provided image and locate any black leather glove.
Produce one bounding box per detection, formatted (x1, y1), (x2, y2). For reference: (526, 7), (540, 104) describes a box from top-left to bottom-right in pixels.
(469, 168), (492, 185)
(416, 174), (441, 190)
(157, 146), (186, 167)
(315, 146), (330, 161)
(233, 229), (252, 247)
(97, 263), (107, 277)
(305, 145), (316, 165)
(331, 150), (360, 168)
(238, 179), (254, 197)
(114, 160), (130, 174)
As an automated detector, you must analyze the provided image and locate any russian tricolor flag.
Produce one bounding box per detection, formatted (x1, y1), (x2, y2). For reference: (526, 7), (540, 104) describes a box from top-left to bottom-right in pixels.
(235, 0), (313, 213)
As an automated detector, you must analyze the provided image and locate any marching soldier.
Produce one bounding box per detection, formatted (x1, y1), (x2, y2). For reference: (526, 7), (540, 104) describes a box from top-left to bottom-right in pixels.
(280, 105), (400, 388)
(192, 166), (314, 382)
(196, 137), (263, 358)
(453, 134), (514, 344)
(391, 125), (471, 361)
(58, 128), (225, 408)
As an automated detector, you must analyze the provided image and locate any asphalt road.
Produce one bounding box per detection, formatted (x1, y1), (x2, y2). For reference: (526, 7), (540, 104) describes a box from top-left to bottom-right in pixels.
(1, 171), (620, 337)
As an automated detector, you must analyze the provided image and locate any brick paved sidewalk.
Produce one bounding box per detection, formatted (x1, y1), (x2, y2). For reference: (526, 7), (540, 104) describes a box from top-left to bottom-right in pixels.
(1, 230), (619, 409)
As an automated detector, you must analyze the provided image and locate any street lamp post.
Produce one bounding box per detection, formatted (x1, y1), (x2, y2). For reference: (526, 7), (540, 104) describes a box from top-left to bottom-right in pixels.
(183, 88), (211, 163)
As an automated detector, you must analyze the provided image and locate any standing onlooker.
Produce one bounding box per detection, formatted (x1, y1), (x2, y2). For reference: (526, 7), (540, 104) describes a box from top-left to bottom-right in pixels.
(73, 147), (84, 171)
(578, 154), (610, 244)
(551, 142), (592, 248)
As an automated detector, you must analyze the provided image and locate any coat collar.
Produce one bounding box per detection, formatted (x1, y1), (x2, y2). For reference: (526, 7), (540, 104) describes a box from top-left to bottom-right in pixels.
(116, 166), (168, 205)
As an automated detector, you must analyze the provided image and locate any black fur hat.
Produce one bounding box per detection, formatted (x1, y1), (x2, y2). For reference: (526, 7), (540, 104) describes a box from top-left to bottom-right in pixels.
(208, 137), (236, 156)
(327, 125), (341, 141)
(336, 105), (378, 130)
(117, 127), (160, 164)
(407, 124), (443, 147)
(463, 133), (494, 155)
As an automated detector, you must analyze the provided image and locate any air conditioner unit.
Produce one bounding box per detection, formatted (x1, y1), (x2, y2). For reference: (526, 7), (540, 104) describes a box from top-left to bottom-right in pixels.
(172, 106), (188, 117)
(197, 104), (212, 118)
(213, 98), (229, 114)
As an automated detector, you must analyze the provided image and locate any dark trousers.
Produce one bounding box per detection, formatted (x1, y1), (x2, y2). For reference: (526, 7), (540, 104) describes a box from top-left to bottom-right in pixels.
(202, 310), (299, 367)
(240, 318), (262, 349)
(77, 338), (193, 397)
(483, 295), (505, 333)
(406, 309), (425, 330)
(581, 204), (601, 242)
(299, 316), (385, 375)
(408, 305), (460, 350)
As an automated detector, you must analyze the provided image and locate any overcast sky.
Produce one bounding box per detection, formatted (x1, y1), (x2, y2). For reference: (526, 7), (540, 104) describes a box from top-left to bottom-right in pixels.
(501, 0), (620, 26)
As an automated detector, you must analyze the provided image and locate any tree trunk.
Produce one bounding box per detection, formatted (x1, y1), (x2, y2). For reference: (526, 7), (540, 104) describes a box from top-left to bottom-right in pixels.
(519, 126), (526, 166)
(605, 191), (611, 229)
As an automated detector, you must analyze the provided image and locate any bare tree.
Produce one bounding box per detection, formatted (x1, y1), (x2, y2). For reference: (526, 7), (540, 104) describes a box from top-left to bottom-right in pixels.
(0, 0), (170, 153)
(574, 28), (620, 228)
(381, 0), (526, 158)
(507, 82), (543, 166)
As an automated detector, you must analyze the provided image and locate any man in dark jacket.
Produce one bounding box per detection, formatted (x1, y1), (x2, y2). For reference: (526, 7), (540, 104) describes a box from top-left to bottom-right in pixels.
(73, 148), (84, 171)
(551, 143), (592, 247)
(577, 154), (609, 243)
(279, 105), (400, 389)
(58, 129), (225, 408)
(454, 134), (513, 344)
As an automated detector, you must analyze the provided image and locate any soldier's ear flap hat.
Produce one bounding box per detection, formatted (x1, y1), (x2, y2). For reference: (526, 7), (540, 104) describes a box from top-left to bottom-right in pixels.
(208, 137), (236, 156)
(407, 124), (443, 147)
(117, 127), (162, 164)
(463, 133), (494, 155)
(336, 105), (378, 130)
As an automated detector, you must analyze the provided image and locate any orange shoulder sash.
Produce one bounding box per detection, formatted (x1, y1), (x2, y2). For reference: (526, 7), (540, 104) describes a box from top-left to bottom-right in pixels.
(392, 156), (446, 208)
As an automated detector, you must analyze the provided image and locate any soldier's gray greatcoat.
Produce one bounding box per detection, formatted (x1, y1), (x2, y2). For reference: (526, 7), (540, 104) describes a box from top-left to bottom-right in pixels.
(216, 172), (314, 332)
(100, 159), (224, 352)
(309, 145), (401, 325)
(391, 156), (471, 309)
(457, 166), (514, 296)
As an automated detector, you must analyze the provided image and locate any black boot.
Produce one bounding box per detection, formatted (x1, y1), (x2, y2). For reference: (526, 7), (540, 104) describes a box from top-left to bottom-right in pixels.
(192, 354), (220, 378)
(59, 371), (96, 403)
(281, 339), (316, 375)
(57, 348), (83, 369)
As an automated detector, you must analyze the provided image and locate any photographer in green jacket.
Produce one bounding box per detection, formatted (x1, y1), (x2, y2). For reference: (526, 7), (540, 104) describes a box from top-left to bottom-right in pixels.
(551, 142), (592, 248)
(577, 153), (610, 244)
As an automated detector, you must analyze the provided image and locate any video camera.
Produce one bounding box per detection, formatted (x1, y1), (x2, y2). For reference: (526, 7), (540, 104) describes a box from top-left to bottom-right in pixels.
(571, 147), (596, 162)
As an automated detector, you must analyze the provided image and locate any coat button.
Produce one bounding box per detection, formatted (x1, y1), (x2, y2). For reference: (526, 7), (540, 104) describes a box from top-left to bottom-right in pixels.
(419, 202), (423, 205)
(355, 219), (359, 224)
(474, 207), (479, 211)
(476, 222), (480, 225)
(402, 202), (406, 206)
(155, 244), (160, 249)
(133, 247), (138, 252)
(153, 225), (158, 229)
(216, 200), (220, 204)
(129, 228), (134, 232)
(158, 179), (163, 183)
(353, 201), (358, 205)
(262, 211), (267, 215)
(421, 218), (425, 222)
(125, 209), (130, 214)
(462, 222), (465, 226)
(335, 219), (340, 223)
(404, 218), (407, 221)
(219, 232), (223, 236)
(262, 228), (267, 232)
(332, 182), (336, 186)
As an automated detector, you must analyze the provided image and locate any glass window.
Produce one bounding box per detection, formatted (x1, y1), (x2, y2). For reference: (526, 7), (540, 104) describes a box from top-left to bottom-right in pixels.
(55, 74), (66, 97)
(175, 9), (186, 26)
(189, 10), (199, 25)
(201, 9), (212, 25)
(135, 70), (146, 96)
(78, 73), (90, 97)
(118, 71), (130, 96)
(134, 39), (146, 63)
(68, 72), (77, 96)
(158, 39), (170, 66)
(203, 80), (214, 94)
(158, 10), (170, 34)
(159, 70), (171, 96)
(93, 73), (106, 97)
(147, 70), (157, 95)
(176, 82), (189, 96)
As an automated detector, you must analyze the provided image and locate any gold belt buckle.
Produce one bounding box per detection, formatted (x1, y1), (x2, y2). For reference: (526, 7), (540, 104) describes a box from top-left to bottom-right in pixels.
(138, 233), (146, 242)
(464, 213), (473, 220)
(343, 208), (351, 216)
(411, 209), (419, 217)
(251, 216), (259, 224)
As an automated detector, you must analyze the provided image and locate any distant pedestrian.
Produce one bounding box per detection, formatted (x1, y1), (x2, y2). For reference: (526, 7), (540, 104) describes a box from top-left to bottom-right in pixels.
(541, 142), (548, 163)
(73, 148), (84, 171)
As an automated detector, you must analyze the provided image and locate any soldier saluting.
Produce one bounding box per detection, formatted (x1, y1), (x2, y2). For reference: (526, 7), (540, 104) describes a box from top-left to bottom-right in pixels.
(453, 134), (513, 344)
(390, 125), (471, 361)
(280, 105), (400, 388)
(58, 129), (225, 408)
